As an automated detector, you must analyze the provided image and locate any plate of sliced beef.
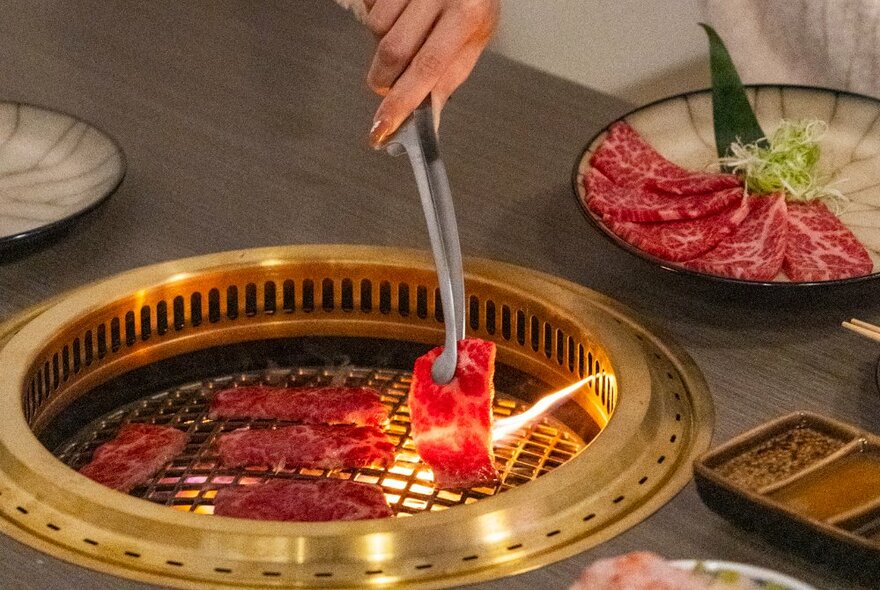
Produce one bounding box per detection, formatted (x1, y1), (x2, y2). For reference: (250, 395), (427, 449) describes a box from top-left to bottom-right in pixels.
(573, 85), (880, 286)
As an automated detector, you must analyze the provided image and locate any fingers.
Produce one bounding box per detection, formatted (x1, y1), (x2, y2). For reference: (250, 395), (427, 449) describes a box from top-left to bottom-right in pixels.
(370, 11), (472, 146)
(364, 0), (412, 37)
(366, 0), (442, 94)
(365, 0), (501, 147)
(430, 40), (484, 126)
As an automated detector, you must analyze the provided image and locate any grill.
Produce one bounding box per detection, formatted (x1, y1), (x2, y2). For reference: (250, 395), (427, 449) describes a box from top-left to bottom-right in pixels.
(55, 367), (587, 516)
(0, 245), (713, 589)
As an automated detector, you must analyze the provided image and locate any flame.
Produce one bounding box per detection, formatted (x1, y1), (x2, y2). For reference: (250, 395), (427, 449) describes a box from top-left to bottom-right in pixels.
(492, 375), (601, 441)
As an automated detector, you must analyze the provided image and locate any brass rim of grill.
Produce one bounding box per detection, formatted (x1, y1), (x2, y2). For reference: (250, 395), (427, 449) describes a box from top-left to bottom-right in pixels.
(0, 245), (714, 589)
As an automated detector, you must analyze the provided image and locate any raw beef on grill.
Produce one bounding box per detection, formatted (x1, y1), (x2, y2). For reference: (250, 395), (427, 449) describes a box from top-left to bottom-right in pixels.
(209, 385), (388, 426)
(605, 196), (749, 262)
(213, 478), (393, 522)
(217, 424), (395, 470)
(589, 121), (740, 192)
(585, 167), (742, 222)
(683, 194), (788, 280)
(79, 423), (188, 493)
(408, 338), (498, 489)
(783, 201), (874, 281)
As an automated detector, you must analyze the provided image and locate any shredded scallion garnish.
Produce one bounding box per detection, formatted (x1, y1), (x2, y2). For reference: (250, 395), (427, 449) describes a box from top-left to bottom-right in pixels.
(721, 119), (847, 210)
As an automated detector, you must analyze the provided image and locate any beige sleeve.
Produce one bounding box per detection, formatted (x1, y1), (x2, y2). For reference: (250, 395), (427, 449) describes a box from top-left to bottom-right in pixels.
(705, 0), (880, 99)
(333, 0), (369, 22)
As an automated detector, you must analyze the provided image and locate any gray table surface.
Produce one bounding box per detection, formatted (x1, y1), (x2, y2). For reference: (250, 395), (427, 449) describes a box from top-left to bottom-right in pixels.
(1, 2), (879, 589)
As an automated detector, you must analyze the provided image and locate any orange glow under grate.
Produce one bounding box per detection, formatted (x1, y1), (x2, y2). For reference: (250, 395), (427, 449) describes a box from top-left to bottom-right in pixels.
(55, 367), (587, 516)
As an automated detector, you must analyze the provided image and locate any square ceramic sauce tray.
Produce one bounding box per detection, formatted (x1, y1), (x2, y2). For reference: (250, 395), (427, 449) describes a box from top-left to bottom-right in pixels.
(694, 412), (880, 583)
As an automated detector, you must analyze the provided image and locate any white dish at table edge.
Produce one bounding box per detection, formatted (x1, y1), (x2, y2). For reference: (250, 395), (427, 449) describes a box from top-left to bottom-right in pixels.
(672, 559), (817, 589)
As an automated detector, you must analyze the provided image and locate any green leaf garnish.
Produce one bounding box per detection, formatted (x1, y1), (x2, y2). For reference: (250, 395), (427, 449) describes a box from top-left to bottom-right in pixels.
(700, 23), (766, 159)
(721, 119), (846, 206)
(700, 25), (843, 208)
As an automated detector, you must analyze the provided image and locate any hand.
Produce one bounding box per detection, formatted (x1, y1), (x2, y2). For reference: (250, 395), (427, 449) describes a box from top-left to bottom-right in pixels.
(364, 0), (500, 147)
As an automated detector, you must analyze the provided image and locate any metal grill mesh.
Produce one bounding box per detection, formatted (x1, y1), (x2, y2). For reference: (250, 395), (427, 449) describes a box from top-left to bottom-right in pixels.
(55, 366), (587, 516)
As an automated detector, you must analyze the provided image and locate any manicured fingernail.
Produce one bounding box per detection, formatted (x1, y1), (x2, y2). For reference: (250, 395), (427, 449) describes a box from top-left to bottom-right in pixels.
(370, 118), (392, 149)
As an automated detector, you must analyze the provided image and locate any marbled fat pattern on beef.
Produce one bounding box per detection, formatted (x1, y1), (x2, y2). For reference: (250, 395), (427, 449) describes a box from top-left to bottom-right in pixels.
(408, 338), (498, 490)
(79, 423), (188, 492)
(684, 194), (788, 280)
(784, 201), (874, 281)
(209, 385), (387, 426)
(646, 173), (741, 195)
(217, 424), (394, 470)
(213, 478), (393, 522)
(588, 122), (875, 281)
(590, 121), (740, 192)
(585, 167), (742, 222)
(606, 196), (749, 261)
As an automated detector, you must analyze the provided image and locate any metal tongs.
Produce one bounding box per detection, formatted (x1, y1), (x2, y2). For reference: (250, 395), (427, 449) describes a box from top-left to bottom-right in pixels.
(384, 99), (465, 385)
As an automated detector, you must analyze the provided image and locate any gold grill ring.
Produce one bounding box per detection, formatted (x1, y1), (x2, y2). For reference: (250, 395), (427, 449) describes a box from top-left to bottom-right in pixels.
(0, 245), (713, 589)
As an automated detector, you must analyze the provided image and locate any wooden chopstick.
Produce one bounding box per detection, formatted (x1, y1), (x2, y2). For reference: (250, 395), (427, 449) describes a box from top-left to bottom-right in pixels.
(842, 318), (880, 344)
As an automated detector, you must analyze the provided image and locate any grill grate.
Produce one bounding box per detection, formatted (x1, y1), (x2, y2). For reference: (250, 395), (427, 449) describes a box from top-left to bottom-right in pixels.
(55, 366), (587, 516)
(0, 246), (713, 589)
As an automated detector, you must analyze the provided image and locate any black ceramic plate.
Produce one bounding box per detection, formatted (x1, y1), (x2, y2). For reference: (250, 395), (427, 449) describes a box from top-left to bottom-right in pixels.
(572, 85), (880, 287)
(0, 102), (126, 256)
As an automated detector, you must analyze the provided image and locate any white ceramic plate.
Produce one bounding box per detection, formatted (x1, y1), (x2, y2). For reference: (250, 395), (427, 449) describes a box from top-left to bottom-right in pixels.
(0, 102), (125, 251)
(672, 559), (817, 590)
(573, 85), (880, 287)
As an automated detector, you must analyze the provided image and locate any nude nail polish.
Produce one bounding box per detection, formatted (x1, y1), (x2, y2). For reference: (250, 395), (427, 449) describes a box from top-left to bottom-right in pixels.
(370, 119), (392, 149)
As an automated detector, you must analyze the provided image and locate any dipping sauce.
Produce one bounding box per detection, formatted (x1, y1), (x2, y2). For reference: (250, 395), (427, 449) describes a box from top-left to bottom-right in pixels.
(768, 451), (880, 521)
(716, 427), (846, 490)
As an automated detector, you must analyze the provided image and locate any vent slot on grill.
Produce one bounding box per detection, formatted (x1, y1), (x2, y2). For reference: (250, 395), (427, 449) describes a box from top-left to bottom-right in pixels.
(23, 273), (617, 438)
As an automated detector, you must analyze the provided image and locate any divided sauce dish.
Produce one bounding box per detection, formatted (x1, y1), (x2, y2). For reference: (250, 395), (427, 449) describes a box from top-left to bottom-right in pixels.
(694, 411), (880, 583)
